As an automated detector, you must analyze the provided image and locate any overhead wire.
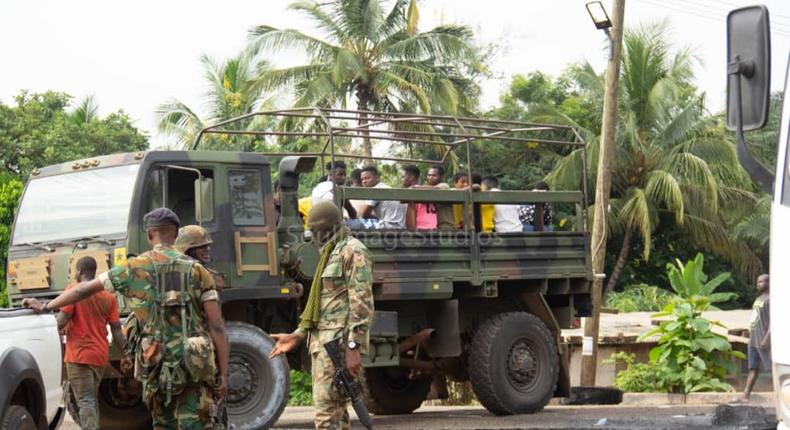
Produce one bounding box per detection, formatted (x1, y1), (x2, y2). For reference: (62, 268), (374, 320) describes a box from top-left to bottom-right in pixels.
(639, 0), (790, 38)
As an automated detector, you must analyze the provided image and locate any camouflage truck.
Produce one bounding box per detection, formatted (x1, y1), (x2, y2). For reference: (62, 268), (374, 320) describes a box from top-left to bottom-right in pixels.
(6, 109), (593, 429)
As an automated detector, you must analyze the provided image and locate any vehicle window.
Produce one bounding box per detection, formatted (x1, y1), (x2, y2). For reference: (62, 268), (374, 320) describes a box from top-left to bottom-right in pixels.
(164, 167), (214, 225)
(143, 168), (164, 214)
(229, 169), (265, 225)
(12, 164), (140, 244)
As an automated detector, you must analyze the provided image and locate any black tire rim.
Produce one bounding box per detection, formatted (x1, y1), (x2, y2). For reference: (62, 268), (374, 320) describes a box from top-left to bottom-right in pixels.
(227, 348), (273, 416)
(506, 337), (539, 392)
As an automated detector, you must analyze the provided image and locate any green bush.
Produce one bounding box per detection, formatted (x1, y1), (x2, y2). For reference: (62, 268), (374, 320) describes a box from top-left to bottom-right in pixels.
(606, 284), (674, 312)
(613, 254), (744, 393)
(607, 352), (662, 393)
(288, 370), (313, 406)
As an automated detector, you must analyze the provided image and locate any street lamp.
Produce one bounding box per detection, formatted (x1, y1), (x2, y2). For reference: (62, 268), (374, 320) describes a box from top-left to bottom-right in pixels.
(586, 1), (612, 31)
(586, 1), (614, 58)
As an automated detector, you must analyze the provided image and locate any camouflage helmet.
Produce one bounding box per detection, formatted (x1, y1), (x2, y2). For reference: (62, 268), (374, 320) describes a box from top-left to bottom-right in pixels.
(307, 201), (342, 233)
(175, 225), (213, 253)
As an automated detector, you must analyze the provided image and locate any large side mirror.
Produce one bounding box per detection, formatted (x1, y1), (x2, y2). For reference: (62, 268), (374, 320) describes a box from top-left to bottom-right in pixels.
(727, 5), (771, 130)
(726, 5), (774, 193)
(194, 178), (214, 223)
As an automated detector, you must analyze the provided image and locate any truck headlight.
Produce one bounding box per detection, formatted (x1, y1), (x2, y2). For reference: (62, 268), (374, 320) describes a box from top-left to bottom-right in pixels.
(775, 362), (790, 427)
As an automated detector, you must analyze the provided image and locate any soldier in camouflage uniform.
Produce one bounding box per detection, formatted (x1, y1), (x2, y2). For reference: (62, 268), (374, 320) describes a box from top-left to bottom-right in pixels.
(270, 201), (375, 430)
(175, 225), (225, 292)
(24, 208), (229, 430)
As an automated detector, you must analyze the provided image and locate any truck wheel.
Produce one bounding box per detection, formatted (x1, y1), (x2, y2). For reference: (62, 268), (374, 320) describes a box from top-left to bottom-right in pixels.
(1, 405), (36, 430)
(468, 312), (558, 415)
(226, 321), (290, 430)
(97, 377), (153, 430)
(361, 367), (432, 414)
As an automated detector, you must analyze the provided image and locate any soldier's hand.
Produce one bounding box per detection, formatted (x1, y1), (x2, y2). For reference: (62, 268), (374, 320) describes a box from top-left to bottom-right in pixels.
(270, 333), (301, 358)
(346, 349), (362, 378)
(120, 355), (134, 375)
(22, 298), (46, 313)
(214, 374), (228, 402)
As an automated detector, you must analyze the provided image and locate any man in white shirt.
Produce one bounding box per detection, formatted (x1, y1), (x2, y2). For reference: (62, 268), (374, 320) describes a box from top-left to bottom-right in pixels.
(358, 165), (405, 229)
(311, 160), (357, 219)
(482, 176), (522, 233)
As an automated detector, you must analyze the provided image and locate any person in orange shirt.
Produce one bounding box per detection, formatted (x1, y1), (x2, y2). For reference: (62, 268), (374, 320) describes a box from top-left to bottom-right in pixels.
(57, 256), (125, 430)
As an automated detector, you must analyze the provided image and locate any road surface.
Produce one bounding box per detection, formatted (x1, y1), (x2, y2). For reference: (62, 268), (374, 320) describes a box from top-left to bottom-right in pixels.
(60, 404), (776, 429)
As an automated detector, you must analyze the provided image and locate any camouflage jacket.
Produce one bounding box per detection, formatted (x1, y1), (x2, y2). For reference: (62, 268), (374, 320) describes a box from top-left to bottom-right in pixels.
(99, 244), (218, 364)
(301, 236), (374, 355)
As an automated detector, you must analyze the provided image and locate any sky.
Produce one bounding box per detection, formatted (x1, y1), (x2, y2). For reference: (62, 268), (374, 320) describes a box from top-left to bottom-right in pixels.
(1, 0), (789, 148)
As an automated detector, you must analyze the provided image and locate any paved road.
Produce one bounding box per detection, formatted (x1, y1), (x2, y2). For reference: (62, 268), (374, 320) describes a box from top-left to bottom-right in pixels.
(61, 404), (776, 429)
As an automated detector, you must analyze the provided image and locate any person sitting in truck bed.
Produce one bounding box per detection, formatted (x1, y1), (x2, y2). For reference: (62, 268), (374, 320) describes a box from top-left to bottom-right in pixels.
(349, 165), (405, 230)
(310, 160), (358, 220)
(402, 164), (437, 230)
(410, 164), (454, 230)
(482, 176), (522, 233)
(519, 181), (554, 232)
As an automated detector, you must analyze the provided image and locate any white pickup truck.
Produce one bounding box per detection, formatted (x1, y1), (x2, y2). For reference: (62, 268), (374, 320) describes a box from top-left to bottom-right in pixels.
(0, 308), (64, 430)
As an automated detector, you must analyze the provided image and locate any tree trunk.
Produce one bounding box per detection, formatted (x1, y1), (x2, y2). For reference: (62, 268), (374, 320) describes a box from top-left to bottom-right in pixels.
(605, 227), (633, 298)
(356, 90), (372, 158)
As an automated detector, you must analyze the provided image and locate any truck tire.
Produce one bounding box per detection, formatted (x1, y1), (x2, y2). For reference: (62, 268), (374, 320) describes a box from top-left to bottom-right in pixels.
(226, 321), (290, 430)
(97, 377), (153, 430)
(1, 405), (37, 430)
(468, 312), (558, 415)
(361, 367), (432, 415)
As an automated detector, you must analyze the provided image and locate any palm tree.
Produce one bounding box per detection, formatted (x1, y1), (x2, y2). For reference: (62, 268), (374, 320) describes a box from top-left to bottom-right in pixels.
(156, 51), (273, 150)
(247, 0), (480, 156)
(70, 95), (99, 125)
(545, 25), (762, 295)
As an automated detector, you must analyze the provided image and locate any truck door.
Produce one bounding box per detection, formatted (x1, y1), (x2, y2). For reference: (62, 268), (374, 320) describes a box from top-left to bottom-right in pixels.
(225, 167), (279, 290)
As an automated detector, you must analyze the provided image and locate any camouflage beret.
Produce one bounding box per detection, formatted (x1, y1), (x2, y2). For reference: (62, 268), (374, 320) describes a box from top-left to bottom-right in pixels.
(144, 207), (181, 229)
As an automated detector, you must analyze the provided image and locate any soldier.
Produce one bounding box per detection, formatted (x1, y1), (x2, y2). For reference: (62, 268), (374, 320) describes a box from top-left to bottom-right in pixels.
(175, 225), (225, 292)
(23, 208), (229, 430)
(269, 201), (375, 430)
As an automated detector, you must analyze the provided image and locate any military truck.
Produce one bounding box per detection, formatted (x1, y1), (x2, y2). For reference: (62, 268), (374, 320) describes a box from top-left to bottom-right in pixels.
(6, 109), (593, 429)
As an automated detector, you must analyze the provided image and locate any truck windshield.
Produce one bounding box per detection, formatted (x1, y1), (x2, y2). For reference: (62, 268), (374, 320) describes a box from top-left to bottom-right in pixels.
(12, 164), (140, 245)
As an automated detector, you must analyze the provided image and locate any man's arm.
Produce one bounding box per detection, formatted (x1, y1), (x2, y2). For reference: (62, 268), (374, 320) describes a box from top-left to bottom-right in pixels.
(345, 248), (375, 377)
(56, 311), (73, 330)
(23, 278), (104, 312)
(110, 322), (126, 351)
(360, 203), (375, 219)
(761, 327), (771, 349)
(204, 300), (229, 400)
(344, 200), (358, 219)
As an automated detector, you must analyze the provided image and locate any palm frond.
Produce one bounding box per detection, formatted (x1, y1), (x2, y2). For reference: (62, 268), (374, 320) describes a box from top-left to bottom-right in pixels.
(70, 95), (99, 125)
(248, 26), (337, 60)
(645, 169), (684, 223)
(155, 98), (207, 149)
(620, 187), (656, 259)
(288, 0), (348, 42)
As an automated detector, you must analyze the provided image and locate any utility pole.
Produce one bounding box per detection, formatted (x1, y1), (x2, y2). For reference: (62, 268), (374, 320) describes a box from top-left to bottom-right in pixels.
(580, 0), (626, 387)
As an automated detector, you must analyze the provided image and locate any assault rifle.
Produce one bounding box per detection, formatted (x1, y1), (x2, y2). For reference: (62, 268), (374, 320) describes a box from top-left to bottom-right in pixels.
(324, 338), (373, 430)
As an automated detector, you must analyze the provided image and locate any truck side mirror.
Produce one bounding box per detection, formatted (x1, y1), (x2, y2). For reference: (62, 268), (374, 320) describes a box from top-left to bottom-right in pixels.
(726, 5), (774, 193)
(194, 178), (214, 224)
(727, 5), (770, 131)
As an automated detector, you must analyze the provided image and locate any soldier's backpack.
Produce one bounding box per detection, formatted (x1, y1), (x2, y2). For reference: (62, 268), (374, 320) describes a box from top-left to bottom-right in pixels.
(137, 256), (217, 405)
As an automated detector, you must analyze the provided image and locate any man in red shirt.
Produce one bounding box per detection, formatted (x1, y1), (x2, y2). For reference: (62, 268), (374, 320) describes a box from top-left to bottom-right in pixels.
(57, 256), (125, 430)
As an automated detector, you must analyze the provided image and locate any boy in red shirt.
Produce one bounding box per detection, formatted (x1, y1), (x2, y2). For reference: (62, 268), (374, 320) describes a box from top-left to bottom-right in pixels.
(58, 256), (125, 429)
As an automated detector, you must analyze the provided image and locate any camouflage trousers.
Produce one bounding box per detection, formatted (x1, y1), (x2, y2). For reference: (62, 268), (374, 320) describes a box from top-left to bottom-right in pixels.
(311, 347), (350, 430)
(148, 382), (214, 430)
